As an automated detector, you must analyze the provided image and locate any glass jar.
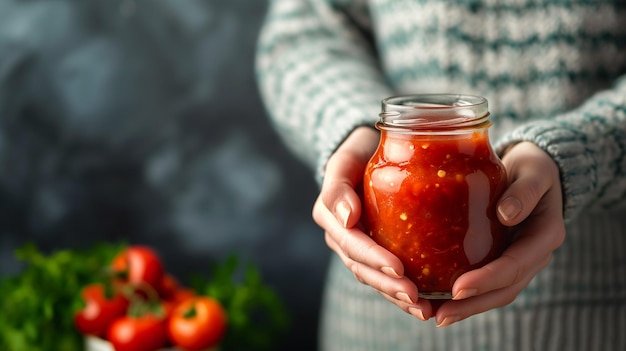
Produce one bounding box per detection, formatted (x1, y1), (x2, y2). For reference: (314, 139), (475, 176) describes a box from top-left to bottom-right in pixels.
(362, 94), (510, 299)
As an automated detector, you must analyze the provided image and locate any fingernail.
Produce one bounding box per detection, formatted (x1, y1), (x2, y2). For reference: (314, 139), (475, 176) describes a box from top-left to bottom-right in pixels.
(453, 288), (477, 300)
(437, 315), (461, 328)
(335, 201), (351, 228)
(408, 307), (426, 321)
(498, 197), (522, 221)
(381, 266), (401, 278)
(396, 292), (415, 304)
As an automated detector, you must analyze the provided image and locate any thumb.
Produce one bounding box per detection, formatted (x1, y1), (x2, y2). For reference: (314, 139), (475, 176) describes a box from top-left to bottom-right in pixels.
(321, 152), (369, 229)
(496, 142), (559, 226)
(320, 127), (379, 228)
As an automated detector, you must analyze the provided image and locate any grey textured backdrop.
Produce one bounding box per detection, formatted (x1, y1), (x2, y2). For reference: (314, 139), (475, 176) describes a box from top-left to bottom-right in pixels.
(0, 0), (328, 349)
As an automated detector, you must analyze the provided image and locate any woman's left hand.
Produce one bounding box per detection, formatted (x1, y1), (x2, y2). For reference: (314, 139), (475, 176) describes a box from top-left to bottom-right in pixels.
(431, 141), (566, 327)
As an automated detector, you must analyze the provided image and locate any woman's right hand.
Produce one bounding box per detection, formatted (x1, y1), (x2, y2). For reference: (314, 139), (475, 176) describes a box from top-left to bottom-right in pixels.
(312, 126), (433, 321)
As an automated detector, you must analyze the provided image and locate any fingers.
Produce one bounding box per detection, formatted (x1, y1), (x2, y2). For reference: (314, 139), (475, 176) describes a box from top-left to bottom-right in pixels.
(314, 197), (405, 277)
(449, 142), (565, 302)
(435, 257), (544, 327)
(497, 142), (561, 226)
(319, 127), (379, 229)
(321, 178), (362, 229)
(323, 219), (427, 321)
(455, 142), (564, 296)
(312, 126), (407, 276)
(452, 210), (565, 300)
(435, 252), (553, 327)
(317, 194), (423, 318)
(312, 127), (425, 316)
(321, 150), (366, 228)
(433, 142), (566, 326)
(379, 290), (433, 321)
(329, 238), (418, 304)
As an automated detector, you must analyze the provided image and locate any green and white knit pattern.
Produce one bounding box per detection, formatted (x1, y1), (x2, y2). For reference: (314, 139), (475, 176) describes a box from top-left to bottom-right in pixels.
(257, 0), (626, 220)
(257, 0), (626, 350)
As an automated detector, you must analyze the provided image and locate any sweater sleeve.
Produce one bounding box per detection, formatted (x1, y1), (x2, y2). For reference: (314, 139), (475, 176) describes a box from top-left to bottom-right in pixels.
(494, 76), (626, 222)
(256, 0), (393, 182)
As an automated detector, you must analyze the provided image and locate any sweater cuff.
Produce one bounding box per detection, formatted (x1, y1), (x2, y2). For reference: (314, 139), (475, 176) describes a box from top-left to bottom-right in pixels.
(314, 107), (380, 185)
(494, 121), (595, 222)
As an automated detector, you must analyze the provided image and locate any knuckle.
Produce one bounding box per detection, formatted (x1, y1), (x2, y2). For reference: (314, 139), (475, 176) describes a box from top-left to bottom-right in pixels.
(343, 233), (375, 262)
(504, 255), (525, 285)
(350, 264), (365, 284)
(376, 279), (392, 295)
(538, 253), (552, 270)
(360, 241), (378, 259)
(522, 177), (545, 205)
(311, 197), (325, 224)
(488, 254), (525, 286)
(345, 256), (355, 271)
(325, 152), (344, 169)
(550, 226), (566, 250)
(500, 292), (518, 307)
(323, 232), (334, 249)
(338, 232), (351, 254)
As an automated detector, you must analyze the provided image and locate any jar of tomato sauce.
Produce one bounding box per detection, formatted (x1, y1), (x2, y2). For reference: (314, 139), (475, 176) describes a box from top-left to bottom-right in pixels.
(362, 94), (509, 299)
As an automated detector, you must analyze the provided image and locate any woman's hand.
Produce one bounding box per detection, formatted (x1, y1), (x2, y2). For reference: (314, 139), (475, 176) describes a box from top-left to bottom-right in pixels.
(433, 141), (566, 326)
(312, 126), (434, 320)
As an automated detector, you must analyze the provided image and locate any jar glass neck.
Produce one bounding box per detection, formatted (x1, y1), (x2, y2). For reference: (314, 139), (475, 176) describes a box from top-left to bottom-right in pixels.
(379, 94), (489, 130)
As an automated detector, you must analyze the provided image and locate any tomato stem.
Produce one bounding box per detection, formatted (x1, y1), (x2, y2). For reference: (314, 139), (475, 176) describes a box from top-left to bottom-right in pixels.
(124, 282), (165, 318)
(183, 304), (197, 319)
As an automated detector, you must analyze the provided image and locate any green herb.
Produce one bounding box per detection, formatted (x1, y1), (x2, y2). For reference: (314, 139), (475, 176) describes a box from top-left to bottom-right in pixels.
(0, 242), (125, 351)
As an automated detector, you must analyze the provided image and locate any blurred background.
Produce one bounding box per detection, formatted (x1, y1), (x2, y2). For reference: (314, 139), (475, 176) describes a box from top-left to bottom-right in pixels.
(0, 0), (328, 349)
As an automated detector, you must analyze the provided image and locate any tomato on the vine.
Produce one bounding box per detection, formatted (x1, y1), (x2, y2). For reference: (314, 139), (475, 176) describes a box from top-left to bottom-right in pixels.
(163, 288), (196, 317)
(74, 283), (128, 337)
(167, 296), (227, 351)
(110, 245), (164, 291)
(107, 314), (168, 351)
(156, 273), (180, 300)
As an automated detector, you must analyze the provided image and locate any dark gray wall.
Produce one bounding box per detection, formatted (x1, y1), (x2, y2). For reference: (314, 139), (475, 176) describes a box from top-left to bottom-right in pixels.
(0, 0), (329, 349)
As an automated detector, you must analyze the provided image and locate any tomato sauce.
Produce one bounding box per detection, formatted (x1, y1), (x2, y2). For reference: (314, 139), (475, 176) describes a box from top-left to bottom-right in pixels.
(362, 95), (509, 299)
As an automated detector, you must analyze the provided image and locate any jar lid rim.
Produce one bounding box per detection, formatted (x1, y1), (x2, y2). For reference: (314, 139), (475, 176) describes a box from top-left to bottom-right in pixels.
(382, 94), (487, 110)
(380, 94), (489, 129)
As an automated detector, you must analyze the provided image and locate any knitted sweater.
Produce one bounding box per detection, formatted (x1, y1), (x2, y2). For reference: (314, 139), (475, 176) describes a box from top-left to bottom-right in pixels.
(256, 0), (626, 350)
(257, 0), (626, 220)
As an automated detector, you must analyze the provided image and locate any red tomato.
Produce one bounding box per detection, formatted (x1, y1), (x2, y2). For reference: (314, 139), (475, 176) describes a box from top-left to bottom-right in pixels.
(110, 246), (164, 292)
(163, 288), (197, 318)
(156, 273), (180, 300)
(107, 314), (168, 351)
(171, 288), (196, 304)
(74, 283), (129, 337)
(167, 296), (227, 351)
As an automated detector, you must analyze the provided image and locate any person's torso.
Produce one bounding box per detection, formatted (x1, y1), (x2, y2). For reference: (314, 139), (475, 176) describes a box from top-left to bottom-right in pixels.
(362, 0), (626, 130)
